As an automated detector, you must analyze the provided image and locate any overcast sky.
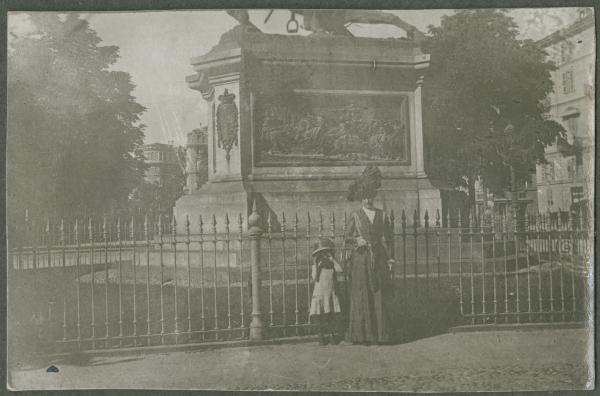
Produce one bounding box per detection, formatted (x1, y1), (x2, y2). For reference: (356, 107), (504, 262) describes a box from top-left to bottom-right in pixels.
(9, 8), (584, 145)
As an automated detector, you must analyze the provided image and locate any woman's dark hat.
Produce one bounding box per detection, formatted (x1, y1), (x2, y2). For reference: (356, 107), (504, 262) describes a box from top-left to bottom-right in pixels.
(312, 237), (335, 257)
(347, 166), (382, 202)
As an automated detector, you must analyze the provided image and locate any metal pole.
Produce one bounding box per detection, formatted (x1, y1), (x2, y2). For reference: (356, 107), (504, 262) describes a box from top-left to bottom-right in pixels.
(424, 210), (430, 295)
(239, 213), (245, 332)
(401, 210), (407, 300)
(268, 213), (275, 327)
(117, 217), (124, 347)
(524, 213), (532, 322)
(61, 220), (67, 345)
(172, 215), (179, 343)
(198, 215), (206, 338)
(458, 209), (464, 317)
(144, 215), (152, 345)
(248, 200), (264, 341)
(158, 216), (165, 344)
(435, 210), (441, 284)
(88, 218), (96, 348)
(131, 216), (138, 346)
(281, 212), (287, 336)
(225, 214), (232, 330)
(294, 213), (301, 333)
(413, 210), (418, 297)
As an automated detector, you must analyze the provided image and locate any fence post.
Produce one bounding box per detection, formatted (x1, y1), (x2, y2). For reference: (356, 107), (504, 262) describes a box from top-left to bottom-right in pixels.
(248, 201), (265, 341)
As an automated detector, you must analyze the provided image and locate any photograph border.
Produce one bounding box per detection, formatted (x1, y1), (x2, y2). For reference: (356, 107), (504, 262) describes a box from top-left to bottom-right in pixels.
(2, 0), (598, 394)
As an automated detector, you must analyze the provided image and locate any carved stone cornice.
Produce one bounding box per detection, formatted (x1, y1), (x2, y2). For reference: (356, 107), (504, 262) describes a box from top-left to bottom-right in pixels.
(186, 72), (214, 101)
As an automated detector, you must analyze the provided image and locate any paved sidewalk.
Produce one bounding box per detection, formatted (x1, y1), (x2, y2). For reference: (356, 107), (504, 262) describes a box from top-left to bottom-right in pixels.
(9, 328), (594, 392)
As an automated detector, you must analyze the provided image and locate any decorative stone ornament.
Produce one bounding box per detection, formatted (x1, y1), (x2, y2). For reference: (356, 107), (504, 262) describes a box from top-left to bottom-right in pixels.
(216, 89), (239, 161)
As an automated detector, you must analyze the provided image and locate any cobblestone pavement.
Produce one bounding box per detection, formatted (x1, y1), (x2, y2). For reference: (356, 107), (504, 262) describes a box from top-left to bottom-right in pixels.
(9, 327), (594, 391)
(240, 363), (589, 392)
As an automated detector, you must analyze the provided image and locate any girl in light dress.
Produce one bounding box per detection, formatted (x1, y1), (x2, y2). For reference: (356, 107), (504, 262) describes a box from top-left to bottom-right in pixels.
(309, 237), (343, 345)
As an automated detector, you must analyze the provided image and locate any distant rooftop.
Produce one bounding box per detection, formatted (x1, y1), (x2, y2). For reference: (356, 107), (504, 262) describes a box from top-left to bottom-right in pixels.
(536, 9), (594, 47)
(143, 142), (177, 151)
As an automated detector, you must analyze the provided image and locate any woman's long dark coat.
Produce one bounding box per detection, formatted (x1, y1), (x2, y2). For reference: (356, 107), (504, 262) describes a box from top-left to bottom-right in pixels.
(344, 208), (394, 343)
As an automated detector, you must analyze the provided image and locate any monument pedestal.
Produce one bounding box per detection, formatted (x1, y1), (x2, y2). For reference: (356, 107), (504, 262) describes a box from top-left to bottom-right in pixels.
(175, 26), (441, 231)
(175, 182), (251, 233)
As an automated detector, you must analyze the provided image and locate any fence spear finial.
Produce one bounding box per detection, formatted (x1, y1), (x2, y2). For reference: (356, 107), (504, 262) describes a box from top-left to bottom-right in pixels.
(401, 209), (406, 231)
(281, 211), (287, 237)
(103, 215), (107, 242)
(267, 211), (272, 235)
(60, 219), (65, 245)
(319, 211), (324, 237)
(171, 214), (177, 241)
(198, 214), (204, 240)
(144, 214), (149, 241)
(117, 216), (121, 242)
(185, 215), (191, 241)
(329, 212), (335, 238)
(158, 215), (163, 242)
(75, 218), (79, 244)
(413, 209), (418, 229)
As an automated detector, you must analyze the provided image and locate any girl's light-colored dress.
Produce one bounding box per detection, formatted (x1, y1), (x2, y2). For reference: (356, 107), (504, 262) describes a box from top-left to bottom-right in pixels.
(309, 258), (343, 315)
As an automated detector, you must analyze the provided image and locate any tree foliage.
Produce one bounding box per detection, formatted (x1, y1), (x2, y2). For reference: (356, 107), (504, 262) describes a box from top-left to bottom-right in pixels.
(7, 13), (146, 220)
(422, 9), (565, 200)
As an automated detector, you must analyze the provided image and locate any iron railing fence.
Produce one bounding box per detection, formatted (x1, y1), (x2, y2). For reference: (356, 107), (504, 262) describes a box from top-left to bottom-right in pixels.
(7, 206), (592, 353)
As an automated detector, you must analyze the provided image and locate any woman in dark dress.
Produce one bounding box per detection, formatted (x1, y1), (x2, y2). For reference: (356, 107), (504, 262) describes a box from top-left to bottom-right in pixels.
(344, 166), (395, 344)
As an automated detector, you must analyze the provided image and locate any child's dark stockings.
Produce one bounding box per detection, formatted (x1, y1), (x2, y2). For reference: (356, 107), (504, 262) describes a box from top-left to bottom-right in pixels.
(317, 313), (339, 345)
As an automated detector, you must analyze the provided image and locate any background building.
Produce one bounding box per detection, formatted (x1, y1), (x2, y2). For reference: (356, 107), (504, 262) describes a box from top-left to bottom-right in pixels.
(474, 173), (538, 224)
(536, 8), (594, 219)
(142, 142), (181, 186)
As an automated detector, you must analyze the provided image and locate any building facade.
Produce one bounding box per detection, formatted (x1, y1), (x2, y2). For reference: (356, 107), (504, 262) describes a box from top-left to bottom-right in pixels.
(474, 173), (539, 224)
(142, 142), (181, 186)
(536, 9), (594, 217)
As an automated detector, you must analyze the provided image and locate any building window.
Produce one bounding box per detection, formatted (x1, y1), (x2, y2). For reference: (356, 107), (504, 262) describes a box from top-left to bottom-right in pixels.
(544, 162), (555, 182)
(575, 151), (583, 166)
(564, 115), (579, 135)
(547, 188), (553, 207)
(560, 41), (573, 63)
(571, 186), (584, 204)
(567, 157), (576, 180)
(562, 70), (575, 94)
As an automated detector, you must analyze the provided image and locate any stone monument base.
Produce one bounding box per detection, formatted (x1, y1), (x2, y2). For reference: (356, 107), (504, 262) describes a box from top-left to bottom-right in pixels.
(175, 177), (441, 233)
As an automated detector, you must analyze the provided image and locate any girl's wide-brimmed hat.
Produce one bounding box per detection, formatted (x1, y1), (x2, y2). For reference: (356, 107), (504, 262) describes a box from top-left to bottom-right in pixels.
(312, 237), (335, 257)
(347, 165), (382, 202)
